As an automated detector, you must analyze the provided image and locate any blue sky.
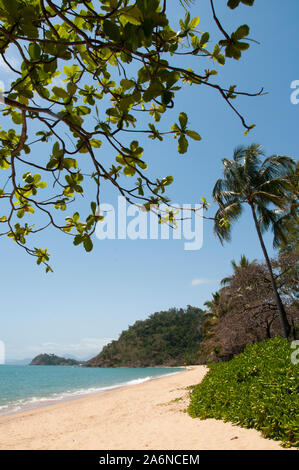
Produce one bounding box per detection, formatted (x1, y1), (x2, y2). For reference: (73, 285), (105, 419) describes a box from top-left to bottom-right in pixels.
(1, 0), (298, 361)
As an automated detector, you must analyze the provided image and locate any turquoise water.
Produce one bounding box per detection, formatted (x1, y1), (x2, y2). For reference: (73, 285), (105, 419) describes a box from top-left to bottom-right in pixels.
(0, 365), (182, 415)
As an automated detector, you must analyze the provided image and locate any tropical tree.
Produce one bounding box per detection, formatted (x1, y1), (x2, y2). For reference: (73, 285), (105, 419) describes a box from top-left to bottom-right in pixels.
(213, 144), (296, 338)
(0, 0), (260, 270)
(278, 161), (299, 254)
(203, 292), (219, 337)
(200, 256), (299, 362)
(203, 291), (221, 317)
(221, 253), (256, 286)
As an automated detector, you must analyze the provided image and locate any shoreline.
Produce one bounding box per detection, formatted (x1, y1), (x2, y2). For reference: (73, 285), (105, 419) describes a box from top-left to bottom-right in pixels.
(0, 365), (283, 450)
(0, 367), (185, 418)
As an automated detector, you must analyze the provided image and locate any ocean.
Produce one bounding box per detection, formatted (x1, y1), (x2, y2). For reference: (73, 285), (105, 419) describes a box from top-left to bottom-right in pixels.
(0, 365), (182, 416)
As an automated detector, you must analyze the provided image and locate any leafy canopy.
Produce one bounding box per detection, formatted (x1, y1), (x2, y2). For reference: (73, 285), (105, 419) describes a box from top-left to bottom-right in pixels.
(0, 0), (258, 270)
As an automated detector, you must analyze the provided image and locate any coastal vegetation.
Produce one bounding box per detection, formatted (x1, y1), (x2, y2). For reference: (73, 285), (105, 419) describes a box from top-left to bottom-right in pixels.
(0, 0), (298, 451)
(87, 306), (204, 367)
(188, 338), (299, 448)
(213, 144), (297, 337)
(200, 151), (298, 361)
(188, 154), (298, 447)
(30, 353), (80, 366)
(199, 251), (299, 363)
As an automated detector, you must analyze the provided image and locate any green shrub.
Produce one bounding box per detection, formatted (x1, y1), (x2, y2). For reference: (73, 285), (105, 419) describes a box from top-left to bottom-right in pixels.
(188, 337), (299, 447)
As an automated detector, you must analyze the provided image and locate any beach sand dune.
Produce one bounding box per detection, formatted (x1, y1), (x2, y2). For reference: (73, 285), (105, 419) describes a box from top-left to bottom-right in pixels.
(0, 366), (282, 450)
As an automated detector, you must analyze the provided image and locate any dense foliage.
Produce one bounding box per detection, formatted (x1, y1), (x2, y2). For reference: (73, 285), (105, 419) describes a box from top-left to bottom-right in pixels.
(199, 252), (299, 363)
(0, 0), (259, 270)
(30, 353), (80, 365)
(87, 306), (204, 367)
(188, 338), (299, 447)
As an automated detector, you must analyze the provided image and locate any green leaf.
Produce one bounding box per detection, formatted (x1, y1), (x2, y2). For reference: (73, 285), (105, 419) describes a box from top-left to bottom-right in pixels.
(90, 139), (102, 148)
(73, 235), (83, 246)
(91, 202), (97, 214)
(76, 105), (91, 116)
(83, 237), (93, 252)
(179, 112), (188, 129)
(52, 86), (68, 99)
(236, 42), (250, 51)
(67, 82), (77, 95)
(178, 135), (188, 154)
(142, 18), (154, 37)
(124, 166), (136, 176)
(120, 79), (136, 91)
(28, 43), (41, 60)
(11, 111), (23, 125)
(162, 90), (173, 105)
(217, 54), (225, 65)
(186, 130), (202, 141)
(0, 0), (18, 18)
(189, 17), (199, 29)
(234, 24), (250, 40)
(63, 64), (79, 77)
(200, 32), (209, 47)
(227, 0), (240, 8)
(103, 20), (121, 41)
(227, 0), (254, 9)
(17, 209), (25, 219)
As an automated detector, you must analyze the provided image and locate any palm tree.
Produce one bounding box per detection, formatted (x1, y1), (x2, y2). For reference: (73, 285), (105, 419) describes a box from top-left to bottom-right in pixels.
(204, 291), (221, 314)
(203, 291), (222, 336)
(221, 254), (256, 286)
(213, 143), (296, 338)
(278, 161), (299, 254)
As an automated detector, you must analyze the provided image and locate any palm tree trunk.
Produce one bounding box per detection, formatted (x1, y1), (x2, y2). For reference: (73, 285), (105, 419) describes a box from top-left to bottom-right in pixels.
(250, 204), (291, 338)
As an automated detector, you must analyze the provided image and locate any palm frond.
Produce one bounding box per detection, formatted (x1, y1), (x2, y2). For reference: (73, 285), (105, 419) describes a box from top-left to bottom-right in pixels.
(262, 154), (296, 173)
(213, 177), (239, 206)
(212, 178), (226, 205)
(213, 208), (232, 244)
(223, 159), (245, 192)
(243, 143), (264, 184)
(179, 0), (195, 8)
(255, 205), (287, 248)
(272, 215), (288, 248)
(220, 276), (232, 286)
(212, 144), (297, 250)
(239, 254), (252, 267)
(232, 145), (246, 162)
(253, 190), (288, 210)
(220, 200), (243, 220)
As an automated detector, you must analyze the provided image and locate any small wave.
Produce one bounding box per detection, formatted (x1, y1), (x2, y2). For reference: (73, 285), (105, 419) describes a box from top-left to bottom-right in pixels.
(0, 370), (182, 416)
(123, 376), (151, 386)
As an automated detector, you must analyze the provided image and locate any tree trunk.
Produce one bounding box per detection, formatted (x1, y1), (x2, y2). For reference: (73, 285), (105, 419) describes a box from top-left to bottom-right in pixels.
(250, 204), (291, 338)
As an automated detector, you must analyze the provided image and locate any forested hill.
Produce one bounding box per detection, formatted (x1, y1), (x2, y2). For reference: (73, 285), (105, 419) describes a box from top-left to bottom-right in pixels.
(30, 353), (80, 366)
(86, 306), (205, 367)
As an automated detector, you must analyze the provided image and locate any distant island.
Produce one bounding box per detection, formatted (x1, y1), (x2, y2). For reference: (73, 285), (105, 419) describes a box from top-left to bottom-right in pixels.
(30, 353), (81, 366)
(86, 306), (205, 367)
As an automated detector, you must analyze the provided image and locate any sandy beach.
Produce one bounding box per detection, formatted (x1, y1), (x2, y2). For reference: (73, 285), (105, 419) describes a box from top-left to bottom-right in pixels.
(0, 366), (283, 450)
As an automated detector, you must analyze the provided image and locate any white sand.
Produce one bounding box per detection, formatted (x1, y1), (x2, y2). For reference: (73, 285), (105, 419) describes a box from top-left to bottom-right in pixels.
(0, 366), (283, 450)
